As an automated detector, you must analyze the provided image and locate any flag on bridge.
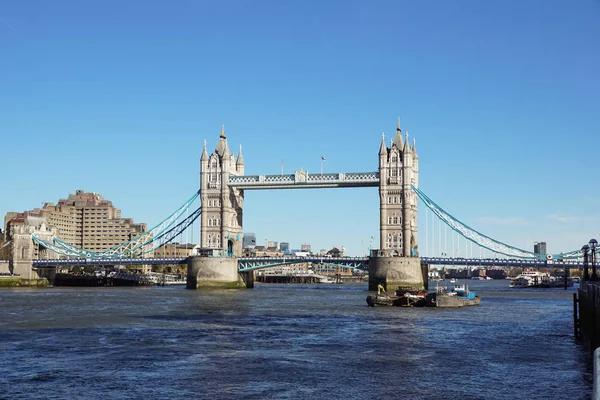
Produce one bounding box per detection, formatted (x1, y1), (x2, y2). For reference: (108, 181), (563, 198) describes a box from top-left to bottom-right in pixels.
(321, 156), (326, 161)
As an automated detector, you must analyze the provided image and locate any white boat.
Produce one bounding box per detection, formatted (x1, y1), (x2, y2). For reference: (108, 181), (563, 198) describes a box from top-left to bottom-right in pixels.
(450, 278), (456, 283)
(509, 270), (567, 288)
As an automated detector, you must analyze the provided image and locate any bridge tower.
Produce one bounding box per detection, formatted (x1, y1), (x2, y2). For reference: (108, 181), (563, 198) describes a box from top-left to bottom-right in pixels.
(9, 216), (58, 283)
(199, 125), (245, 257)
(370, 119), (424, 290)
(188, 126), (249, 289)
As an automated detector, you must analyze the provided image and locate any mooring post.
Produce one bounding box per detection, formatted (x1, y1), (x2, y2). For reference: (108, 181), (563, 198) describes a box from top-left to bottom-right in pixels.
(573, 292), (580, 339)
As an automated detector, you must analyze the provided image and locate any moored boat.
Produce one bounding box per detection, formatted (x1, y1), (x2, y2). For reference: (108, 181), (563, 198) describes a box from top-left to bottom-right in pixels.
(366, 286), (427, 307)
(509, 270), (572, 288)
(425, 283), (480, 307)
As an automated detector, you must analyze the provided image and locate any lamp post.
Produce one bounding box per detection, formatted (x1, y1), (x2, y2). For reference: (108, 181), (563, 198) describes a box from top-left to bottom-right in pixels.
(582, 244), (590, 281)
(590, 238), (598, 281)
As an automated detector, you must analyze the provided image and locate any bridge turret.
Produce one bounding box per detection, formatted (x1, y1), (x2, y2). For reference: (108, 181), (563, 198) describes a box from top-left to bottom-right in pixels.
(236, 144), (245, 176)
(412, 137), (419, 188)
(378, 132), (387, 161)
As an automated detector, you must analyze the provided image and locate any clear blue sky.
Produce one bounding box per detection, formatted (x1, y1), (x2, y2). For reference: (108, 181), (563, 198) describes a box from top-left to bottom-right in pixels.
(1, 1), (599, 257)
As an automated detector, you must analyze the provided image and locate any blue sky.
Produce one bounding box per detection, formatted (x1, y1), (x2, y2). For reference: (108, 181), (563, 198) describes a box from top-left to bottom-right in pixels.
(1, 1), (599, 257)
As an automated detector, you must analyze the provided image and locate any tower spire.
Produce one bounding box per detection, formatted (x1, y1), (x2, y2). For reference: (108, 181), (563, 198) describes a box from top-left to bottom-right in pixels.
(201, 139), (208, 161)
(236, 144), (244, 165)
(393, 117), (404, 148)
(216, 125), (229, 157)
(379, 132), (387, 155)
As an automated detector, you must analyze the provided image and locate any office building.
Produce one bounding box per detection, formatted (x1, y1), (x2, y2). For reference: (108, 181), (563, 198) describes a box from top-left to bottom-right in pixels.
(4, 190), (148, 255)
(242, 232), (257, 249)
(301, 243), (311, 253)
(534, 241), (547, 257)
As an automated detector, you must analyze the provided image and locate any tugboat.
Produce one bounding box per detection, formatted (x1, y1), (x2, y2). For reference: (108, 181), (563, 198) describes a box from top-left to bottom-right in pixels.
(425, 283), (480, 307)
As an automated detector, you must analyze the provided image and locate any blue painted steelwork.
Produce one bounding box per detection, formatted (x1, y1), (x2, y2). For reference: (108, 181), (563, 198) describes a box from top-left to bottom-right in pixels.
(31, 191), (200, 259)
(237, 256), (368, 272)
(421, 256), (584, 268)
(33, 258), (187, 267)
(412, 185), (586, 260)
(32, 255), (585, 269)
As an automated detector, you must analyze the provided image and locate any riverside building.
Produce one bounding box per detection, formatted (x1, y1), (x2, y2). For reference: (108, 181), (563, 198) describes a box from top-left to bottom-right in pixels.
(4, 190), (148, 256)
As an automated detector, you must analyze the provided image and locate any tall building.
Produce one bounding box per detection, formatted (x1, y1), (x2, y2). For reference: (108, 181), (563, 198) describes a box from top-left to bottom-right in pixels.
(534, 241), (547, 257)
(200, 126), (245, 256)
(242, 232), (256, 249)
(266, 240), (278, 249)
(4, 190), (148, 255)
(280, 242), (290, 254)
(300, 243), (311, 253)
(378, 118), (419, 256)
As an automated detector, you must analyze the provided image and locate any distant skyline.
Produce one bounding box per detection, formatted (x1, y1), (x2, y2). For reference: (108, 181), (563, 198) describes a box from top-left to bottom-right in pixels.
(1, 1), (599, 257)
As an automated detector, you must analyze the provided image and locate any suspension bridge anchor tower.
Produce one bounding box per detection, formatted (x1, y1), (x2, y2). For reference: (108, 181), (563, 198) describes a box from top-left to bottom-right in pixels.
(187, 126), (251, 289)
(9, 216), (59, 284)
(369, 123), (425, 291)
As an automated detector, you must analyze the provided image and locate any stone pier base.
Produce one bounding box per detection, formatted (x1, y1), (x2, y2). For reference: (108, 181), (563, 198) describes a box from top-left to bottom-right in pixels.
(186, 256), (249, 289)
(368, 256), (425, 291)
(10, 260), (41, 280)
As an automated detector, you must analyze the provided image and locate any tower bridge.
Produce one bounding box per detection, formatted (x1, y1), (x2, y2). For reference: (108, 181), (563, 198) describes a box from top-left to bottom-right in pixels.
(190, 121), (420, 289)
(6, 119), (593, 287)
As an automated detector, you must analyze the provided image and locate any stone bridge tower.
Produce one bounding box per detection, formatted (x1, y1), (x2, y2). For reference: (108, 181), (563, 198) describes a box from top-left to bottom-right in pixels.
(370, 119), (423, 291)
(188, 126), (248, 289)
(378, 119), (419, 256)
(9, 216), (58, 281)
(199, 126), (245, 257)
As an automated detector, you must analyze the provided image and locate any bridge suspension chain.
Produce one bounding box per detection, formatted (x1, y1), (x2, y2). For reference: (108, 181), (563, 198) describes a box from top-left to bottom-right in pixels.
(32, 190), (200, 259)
(412, 185), (585, 260)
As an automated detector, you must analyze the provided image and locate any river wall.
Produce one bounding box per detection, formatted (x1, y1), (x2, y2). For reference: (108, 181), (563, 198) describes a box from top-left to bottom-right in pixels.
(578, 281), (600, 351)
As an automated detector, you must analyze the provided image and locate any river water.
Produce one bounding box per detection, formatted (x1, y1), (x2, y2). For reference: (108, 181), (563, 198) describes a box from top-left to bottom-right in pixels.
(0, 280), (592, 399)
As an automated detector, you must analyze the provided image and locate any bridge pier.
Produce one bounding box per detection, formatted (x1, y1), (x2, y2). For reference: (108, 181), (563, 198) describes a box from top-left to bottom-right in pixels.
(186, 256), (250, 289)
(368, 255), (425, 291)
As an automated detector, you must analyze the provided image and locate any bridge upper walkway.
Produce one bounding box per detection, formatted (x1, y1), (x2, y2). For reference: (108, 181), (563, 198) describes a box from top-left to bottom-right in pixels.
(228, 172), (379, 190)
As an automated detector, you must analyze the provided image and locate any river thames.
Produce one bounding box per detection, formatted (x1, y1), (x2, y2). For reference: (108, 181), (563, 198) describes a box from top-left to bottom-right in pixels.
(0, 280), (592, 399)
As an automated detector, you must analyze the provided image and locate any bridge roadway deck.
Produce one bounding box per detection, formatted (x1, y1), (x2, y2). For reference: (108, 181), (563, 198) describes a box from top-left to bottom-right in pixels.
(31, 256), (586, 269)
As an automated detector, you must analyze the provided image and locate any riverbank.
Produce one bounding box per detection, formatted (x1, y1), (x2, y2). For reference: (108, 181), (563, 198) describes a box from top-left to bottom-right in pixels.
(0, 277), (48, 287)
